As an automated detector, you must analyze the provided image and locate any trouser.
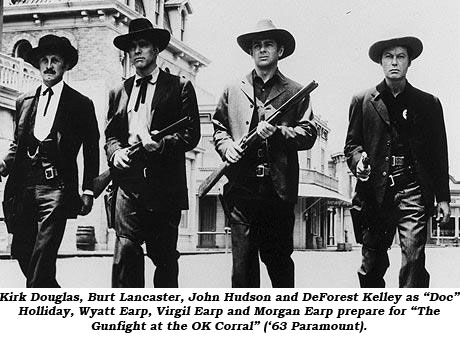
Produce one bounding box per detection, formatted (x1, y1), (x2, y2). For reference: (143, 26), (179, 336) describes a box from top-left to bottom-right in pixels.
(11, 185), (67, 288)
(358, 183), (429, 288)
(112, 186), (181, 288)
(227, 181), (295, 288)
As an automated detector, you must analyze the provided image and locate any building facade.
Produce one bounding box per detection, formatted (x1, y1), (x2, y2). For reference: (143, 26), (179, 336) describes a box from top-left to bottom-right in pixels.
(0, 0), (210, 253)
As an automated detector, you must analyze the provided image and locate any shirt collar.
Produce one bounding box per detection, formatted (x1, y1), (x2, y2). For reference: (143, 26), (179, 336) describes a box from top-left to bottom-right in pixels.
(377, 79), (412, 98)
(252, 68), (282, 84)
(40, 80), (64, 98)
(134, 66), (160, 85)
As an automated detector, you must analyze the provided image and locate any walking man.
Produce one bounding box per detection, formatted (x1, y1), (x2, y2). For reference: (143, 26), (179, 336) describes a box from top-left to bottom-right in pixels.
(344, 36), (450, 287)
(0, 35), (100, 287)
(212, 19), (317, 287)
(105, 18), (200, 287)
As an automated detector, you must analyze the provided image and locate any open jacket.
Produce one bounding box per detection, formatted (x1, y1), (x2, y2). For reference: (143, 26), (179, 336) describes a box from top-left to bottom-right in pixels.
(2, 83), (100, 228)
(344, 80), (450, 211)
(104, 69), (200, 210)
(212, 70), (316, 203)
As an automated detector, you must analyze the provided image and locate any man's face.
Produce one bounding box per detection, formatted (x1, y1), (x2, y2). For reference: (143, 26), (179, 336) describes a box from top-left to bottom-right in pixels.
(380, 46), (410, 81)
(128, 38), (158, 73)
(38, 53), (68, 87)
(250, 39), (284, 69)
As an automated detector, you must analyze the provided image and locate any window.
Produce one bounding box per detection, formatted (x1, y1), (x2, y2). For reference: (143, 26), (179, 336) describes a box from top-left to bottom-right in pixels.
(135, 0), (146, 16)
(321, 148), (325, 173)
(180, 11), (186, 41)
(154, 0), (161, 25)
(13, 40), (32, 60)
(306, 149), (312, 169)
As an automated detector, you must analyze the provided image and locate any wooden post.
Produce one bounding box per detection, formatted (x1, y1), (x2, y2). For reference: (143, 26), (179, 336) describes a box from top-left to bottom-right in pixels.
(0, 0), (4, 52)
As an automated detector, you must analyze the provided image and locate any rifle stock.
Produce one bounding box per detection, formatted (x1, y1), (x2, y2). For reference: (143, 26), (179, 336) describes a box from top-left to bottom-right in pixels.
(93, 116), (192, 199)
(197, 80), (319, 199)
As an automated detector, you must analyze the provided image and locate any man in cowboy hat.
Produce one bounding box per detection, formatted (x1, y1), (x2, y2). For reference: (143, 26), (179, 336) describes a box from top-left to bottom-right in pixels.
(344, 36), (450, 287)
(105, 18), (200, 287)
(0, 34), (100, 287)
(213, 18), (317, 287)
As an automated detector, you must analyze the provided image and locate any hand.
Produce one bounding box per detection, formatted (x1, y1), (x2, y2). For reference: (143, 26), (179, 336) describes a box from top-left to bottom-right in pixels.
(277, 125), (296, 138)
(356, 151), (371, 182)
(0, 158), (6, 175)
(140, 130), (164, 153)
(225, 141), (243, 164)
(113, 148), (132, 170)
(79, 194), (94, 216)
(256, 121), (277, 140)
(436, 201), (451, 226)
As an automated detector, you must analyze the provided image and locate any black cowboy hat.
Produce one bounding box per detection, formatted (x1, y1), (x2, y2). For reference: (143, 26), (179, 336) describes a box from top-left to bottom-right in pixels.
(27, 34), (78, 70)
(237, 19), (295, 60)
(369, 36), (423, 63)
(113, 18), (171, 52)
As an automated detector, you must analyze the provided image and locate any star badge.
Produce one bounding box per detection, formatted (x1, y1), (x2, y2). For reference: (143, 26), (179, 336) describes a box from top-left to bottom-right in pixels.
(402, 109), (408, 120)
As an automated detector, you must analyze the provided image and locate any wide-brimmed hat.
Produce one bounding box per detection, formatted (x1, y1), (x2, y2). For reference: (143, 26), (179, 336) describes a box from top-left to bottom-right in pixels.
(369, 36), (423, 63)
(237, 19), (295, 60)
(113, 18), (170, 52)
(27, 35), (78, 70)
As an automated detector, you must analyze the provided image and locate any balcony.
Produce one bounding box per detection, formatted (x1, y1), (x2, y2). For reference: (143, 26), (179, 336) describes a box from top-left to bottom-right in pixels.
(0, 53), (41, 102)
(299, 168), (339, 192)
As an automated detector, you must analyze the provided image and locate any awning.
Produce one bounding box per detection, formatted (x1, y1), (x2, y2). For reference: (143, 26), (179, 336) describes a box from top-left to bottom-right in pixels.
(298, 183), (351, 203)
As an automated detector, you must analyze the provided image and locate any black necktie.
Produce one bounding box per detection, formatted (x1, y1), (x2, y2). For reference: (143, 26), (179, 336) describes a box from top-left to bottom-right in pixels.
(42, 87), (54, 117)
(134, 75), (153, 112)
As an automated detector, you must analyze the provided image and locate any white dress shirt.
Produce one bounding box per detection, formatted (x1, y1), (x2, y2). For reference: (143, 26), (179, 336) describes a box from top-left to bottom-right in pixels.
(127, 67), (160, 145)
(34, 80), (64, 141)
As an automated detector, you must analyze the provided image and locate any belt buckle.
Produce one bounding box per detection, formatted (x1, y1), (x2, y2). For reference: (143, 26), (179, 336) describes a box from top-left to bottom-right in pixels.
(44, 167), (56, 180)
(388, 174), (395, 187)
(256, 164), (265, 177)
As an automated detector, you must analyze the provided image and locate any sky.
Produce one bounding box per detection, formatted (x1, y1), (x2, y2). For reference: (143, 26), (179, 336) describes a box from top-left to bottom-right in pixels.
(186, 0), (460, 176)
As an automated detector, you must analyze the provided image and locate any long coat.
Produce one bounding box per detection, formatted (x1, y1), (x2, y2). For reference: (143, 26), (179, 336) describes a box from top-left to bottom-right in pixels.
(344, 80), (450, 211)
(104, 69), (200, 210)
(2, 83), (100, 228)
(212, 70), (316, 203)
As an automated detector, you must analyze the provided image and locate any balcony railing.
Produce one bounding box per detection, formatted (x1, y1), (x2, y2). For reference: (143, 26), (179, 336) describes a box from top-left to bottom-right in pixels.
(0, 53), (41, 93)
(5, 0), (129, 5)
(299, 168), (339, 191)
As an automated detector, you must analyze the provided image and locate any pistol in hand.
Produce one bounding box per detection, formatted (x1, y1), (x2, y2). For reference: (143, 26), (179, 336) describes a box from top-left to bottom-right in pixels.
(357, 151), (371, 181)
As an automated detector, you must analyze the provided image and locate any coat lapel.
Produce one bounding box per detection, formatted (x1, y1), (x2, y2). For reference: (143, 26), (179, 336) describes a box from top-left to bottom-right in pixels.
(370, 87), (390, 126)
(18, 87), (41, 141)
(150, 69), (169, 113)
(240, 72), (254, 103)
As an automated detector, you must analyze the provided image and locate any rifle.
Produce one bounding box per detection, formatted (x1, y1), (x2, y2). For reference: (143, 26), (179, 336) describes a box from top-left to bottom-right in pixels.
(93, 116), (193, 198)
(197, 80), (319, 198)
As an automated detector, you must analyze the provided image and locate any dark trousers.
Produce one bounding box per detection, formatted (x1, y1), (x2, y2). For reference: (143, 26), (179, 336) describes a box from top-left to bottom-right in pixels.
(112, 186), (181, 288)
(358, 183), (429, 288)
(11, 184), (66, 288)
(227, 180), (295, 288)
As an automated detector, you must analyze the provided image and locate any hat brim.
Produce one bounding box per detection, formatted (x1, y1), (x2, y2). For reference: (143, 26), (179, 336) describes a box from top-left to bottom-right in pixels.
(237, 29), (295, 60)
(113, 28), (171, 52)
(369, 36), (423, 63)
(27, 44), (78, 70)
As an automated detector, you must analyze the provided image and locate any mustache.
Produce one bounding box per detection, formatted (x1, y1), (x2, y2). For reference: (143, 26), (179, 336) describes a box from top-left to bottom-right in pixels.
(44, 69), (56, 75)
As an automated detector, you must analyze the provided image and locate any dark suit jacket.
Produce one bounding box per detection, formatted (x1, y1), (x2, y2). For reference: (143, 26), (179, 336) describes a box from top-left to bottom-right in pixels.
(344, 80), (450, 210)
(212, 70), (316, 203)
(104, 69), (200, 210)
(2, 83), (100, 224)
